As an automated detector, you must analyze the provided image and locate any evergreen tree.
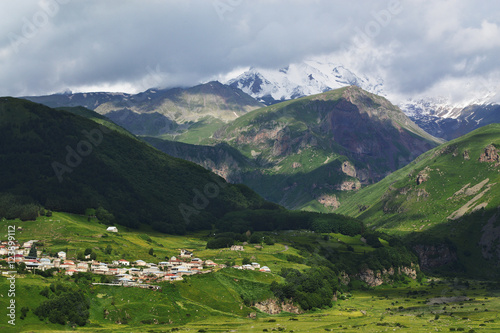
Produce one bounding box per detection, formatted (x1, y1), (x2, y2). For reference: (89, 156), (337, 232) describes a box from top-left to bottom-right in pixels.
(28, 244), (37, 258)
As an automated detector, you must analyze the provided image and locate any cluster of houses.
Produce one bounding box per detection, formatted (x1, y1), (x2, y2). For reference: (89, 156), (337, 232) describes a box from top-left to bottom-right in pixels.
(1, 241), (271, 286)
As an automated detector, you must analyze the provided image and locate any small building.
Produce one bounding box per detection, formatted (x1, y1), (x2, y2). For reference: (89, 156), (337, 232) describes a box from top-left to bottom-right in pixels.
(106, 226), (118, 233)
(113, 259), (130, 266)
(230, 245), (244, 251)
(57, 251), (66, 259)
(251, 262), (261, 269)
(118, 259), (130, 266)
(259, 266), (271, 273)
(242, 264), (254, 270)
(134, 260), (147, 266)
(204, 260), (218, 268)
(180, 249), (193, 258)
(117, 277), (134, 285)
(65, 269), (77, 276)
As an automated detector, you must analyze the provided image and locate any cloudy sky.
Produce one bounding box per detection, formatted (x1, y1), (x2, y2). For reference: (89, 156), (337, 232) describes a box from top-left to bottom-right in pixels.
(1, 0), (500, 103)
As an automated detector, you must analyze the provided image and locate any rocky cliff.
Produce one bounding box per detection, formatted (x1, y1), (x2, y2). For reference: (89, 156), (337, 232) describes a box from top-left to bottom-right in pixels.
(208, 86), (441, 211)
(253, 298), (302, 315)
(356, 264), (418, 287)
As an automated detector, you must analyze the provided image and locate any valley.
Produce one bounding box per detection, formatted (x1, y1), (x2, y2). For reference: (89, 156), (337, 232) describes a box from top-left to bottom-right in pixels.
(1, 213), (500, 332)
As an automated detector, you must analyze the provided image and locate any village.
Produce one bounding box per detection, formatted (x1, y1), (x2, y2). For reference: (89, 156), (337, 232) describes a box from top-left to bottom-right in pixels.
(0, 231), (272, 288)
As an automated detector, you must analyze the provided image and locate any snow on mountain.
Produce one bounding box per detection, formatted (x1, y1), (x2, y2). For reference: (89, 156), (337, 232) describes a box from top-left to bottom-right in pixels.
(400, 92), (498, 120)
(225, 59), (385, 104)
(225, 58), (500, 141)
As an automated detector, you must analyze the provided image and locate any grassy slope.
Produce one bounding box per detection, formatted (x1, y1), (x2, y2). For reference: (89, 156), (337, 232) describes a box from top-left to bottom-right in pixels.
(0, 97), (270, 232)
(2, 271), (499, 332)
(56, 106), (137, 139)
(1, 213), (500, 332)
(337, 124), (500, 231)
(337, 124), (500, 277)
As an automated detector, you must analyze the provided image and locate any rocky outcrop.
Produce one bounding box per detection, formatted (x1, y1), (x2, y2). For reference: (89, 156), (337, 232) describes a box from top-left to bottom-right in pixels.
(413, 244), (458, 270)
(447, 179), (491, 220)
(356, 265), (418, 287)
(254, 298), (302, 315)
(339, 265), (418, 287)
(463, 150), (470, 160)
(416, 167), (431, 185)
(316, 194), (340, 209)
(335, 180), (361, 191)
(478, 144), (500, 165)
(339, 271), (350, 285)
(341, 161), (356, 178)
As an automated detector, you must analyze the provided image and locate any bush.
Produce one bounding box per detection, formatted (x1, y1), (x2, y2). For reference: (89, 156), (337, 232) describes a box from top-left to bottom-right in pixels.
(34, 291), (90, 326)
(206, 237), (234, 249)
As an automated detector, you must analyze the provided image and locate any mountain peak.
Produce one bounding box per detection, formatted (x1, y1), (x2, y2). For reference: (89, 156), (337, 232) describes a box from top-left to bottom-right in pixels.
(226, 59), (385, 105)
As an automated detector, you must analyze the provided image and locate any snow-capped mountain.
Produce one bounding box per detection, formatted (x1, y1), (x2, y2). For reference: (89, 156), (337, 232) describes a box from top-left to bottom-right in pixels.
(226, 60), (385, 105)
(225, 58), (500, 141)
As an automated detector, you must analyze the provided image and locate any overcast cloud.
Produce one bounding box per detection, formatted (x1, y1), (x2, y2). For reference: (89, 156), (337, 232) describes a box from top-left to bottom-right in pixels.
(1, 0), (499, 103)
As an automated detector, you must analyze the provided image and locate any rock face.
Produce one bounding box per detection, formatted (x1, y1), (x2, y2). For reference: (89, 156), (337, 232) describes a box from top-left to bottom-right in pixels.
(479, 144), (500, 165)
(341, 161), (356, 177)
(463, 150), (470, 160)
(413, 244), (458, 270)
(335, 180), (361, 191)
(416, 167), (431, 185)
(356, 265), (418, 287)
(143, 139), (250, 183)
(254, 298), (302, 315)
(316, 194), (340, 209)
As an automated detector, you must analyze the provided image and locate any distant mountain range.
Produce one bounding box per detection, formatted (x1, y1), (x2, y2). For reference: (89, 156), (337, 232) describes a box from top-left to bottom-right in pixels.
(24, 81), (263, 143)
(225, 59), (500, 141)
(401, 99), (500, 141)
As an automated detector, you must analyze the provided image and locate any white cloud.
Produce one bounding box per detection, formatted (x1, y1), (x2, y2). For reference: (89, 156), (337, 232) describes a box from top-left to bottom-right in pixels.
(449, 20), (500, 54)
(0, 0), (498, 102)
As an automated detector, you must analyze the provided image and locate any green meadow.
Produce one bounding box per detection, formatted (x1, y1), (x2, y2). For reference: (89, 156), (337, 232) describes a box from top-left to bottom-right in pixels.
(0, 212), (499, 332)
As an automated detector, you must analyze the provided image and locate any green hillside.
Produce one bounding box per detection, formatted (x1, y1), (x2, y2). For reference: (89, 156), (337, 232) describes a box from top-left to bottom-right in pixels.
(337, 124), (500, 277)
(152, 86), (442, 211)
(0, 97), (272, 233)
(2, 212), (500, 332)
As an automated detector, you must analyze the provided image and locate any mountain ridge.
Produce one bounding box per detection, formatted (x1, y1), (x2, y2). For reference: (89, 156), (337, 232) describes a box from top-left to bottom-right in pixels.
(0, 97), (273, 233)
(24, 81), (264, 143)
(336, 123), (500, 277)
(151, 86), (442, 211)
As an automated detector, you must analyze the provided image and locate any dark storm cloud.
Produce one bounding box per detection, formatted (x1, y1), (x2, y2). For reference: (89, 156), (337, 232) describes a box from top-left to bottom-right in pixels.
(0, 0), (499, 100)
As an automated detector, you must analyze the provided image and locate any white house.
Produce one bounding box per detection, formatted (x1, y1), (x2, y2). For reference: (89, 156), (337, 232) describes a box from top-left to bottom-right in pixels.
(57, 251), (66, 259)
(106, 226), (118, 233)
(113, 259), (130, 266)
(118, 259), (130, 266)
(134, 260), (147, 266)
(251, 262), (261, 269)
(259, 266), (271, 273)
(180, 249), (193, 258)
